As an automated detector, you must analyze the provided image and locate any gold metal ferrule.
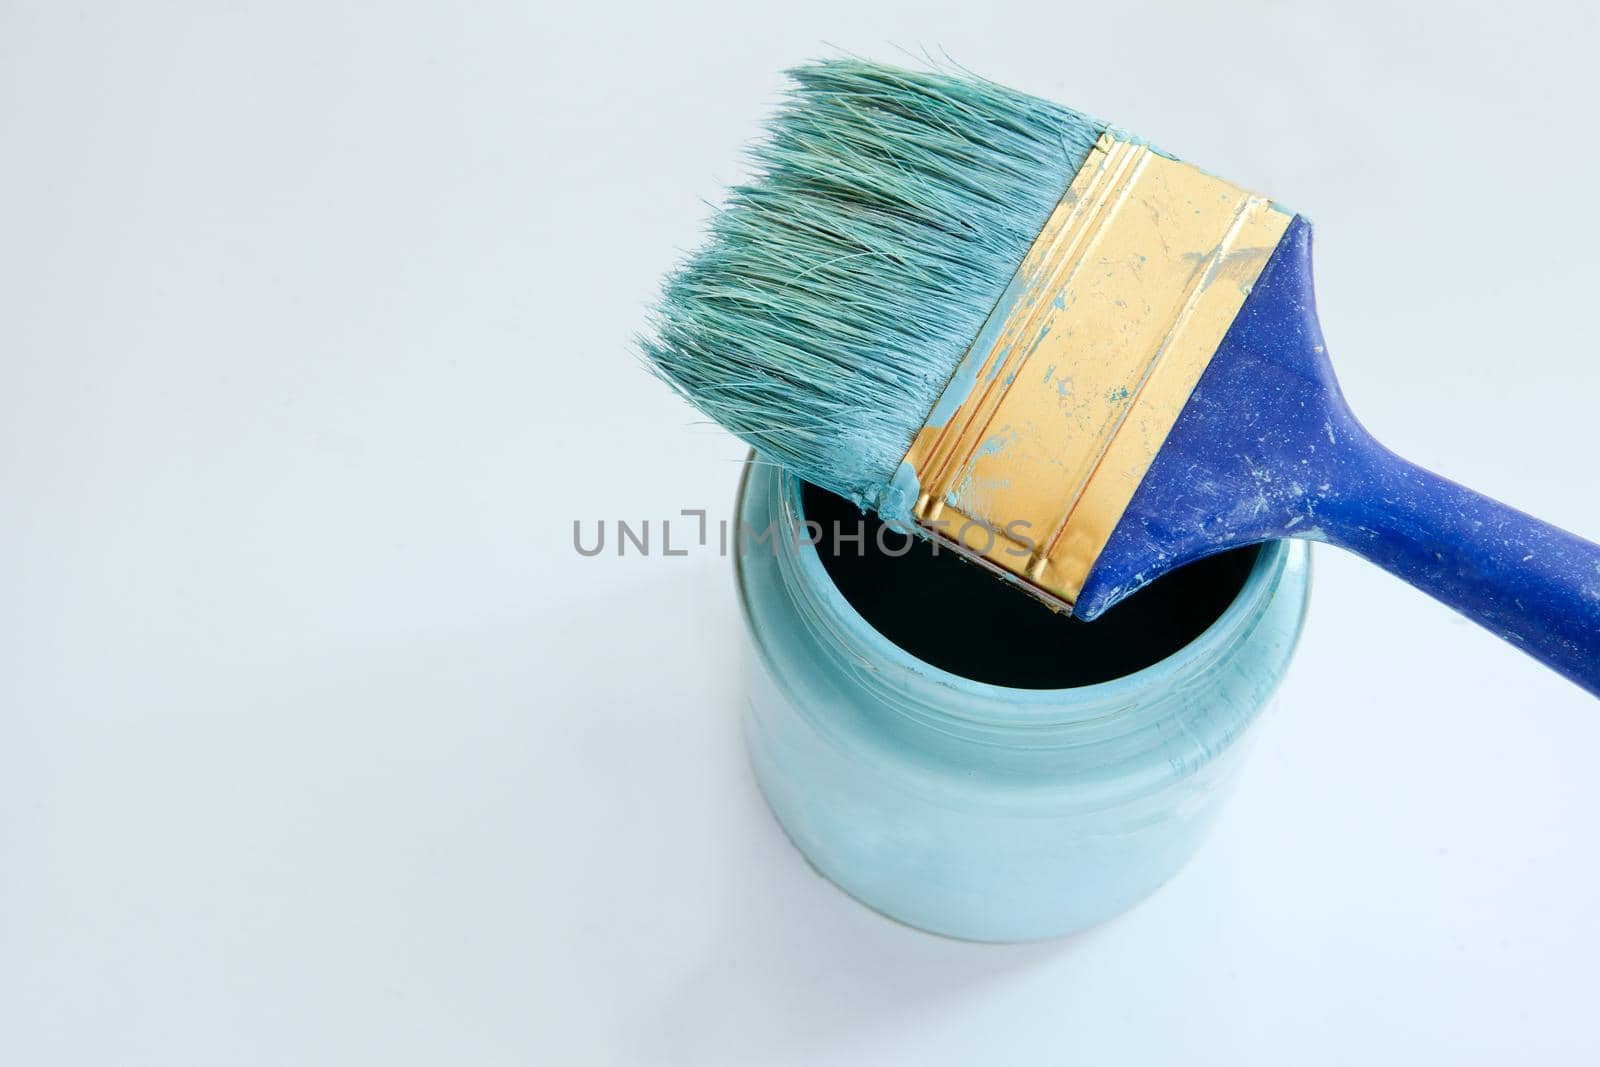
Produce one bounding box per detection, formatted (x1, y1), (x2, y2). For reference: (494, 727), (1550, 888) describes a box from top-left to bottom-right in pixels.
(900, 132), (1291, 609)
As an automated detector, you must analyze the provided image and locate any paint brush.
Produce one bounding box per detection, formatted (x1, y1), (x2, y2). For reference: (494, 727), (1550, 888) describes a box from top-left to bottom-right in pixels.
(642, 59), (1600, 695)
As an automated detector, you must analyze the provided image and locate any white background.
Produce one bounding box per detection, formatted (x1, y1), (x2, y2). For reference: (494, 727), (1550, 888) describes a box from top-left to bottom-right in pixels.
(5, 1), (1599, 1063)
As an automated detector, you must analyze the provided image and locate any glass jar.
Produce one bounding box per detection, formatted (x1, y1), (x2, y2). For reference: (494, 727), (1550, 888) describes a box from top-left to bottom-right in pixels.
(733, 459), (1312, 942)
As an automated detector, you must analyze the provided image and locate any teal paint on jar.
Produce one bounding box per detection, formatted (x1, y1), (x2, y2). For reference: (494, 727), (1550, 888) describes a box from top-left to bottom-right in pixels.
(734, 460), (1312, 942)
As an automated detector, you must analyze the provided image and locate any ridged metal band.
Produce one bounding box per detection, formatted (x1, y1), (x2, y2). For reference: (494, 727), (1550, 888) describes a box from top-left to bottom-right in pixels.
(900, 132), (1292, 609)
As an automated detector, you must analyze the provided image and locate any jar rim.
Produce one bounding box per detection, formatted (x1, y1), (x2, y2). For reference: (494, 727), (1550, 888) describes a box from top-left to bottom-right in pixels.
(748, 461), (1297, 726)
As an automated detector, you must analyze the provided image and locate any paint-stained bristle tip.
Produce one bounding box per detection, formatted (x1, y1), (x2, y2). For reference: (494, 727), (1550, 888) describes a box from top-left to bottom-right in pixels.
(640, 58), (1103, 505)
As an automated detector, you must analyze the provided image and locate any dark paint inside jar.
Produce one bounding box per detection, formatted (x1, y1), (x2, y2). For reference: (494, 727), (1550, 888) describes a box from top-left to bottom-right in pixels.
(801, 481), (1262, 689)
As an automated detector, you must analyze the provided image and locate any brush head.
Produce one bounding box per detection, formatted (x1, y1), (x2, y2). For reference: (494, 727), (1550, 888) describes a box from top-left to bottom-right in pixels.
(641, 59), (1102, 506)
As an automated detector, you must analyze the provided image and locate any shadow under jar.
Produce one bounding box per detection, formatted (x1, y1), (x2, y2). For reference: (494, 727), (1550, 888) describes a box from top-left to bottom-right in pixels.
(734, 457), (1311, 942)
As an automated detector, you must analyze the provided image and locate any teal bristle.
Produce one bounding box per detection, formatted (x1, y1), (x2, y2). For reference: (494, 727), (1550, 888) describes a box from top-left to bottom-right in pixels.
(641, 58), (1104, 506)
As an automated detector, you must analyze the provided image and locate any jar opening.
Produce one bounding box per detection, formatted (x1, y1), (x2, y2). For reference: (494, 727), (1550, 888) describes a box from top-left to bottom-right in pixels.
(800, 481), (1263, 689)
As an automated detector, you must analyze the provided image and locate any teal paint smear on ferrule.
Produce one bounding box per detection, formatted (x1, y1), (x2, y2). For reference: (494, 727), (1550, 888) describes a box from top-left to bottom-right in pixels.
(920, 263), (1033, 432)
(878, 461), (922, 525)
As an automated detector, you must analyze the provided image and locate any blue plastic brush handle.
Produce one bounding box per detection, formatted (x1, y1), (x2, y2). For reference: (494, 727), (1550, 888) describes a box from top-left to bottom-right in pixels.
(1080, 218), (1600, 696)
(1308, 428), (1600, 694)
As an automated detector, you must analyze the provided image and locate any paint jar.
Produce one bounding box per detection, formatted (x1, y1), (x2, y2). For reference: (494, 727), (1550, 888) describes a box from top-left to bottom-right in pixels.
(734, 460), (1311, 942)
